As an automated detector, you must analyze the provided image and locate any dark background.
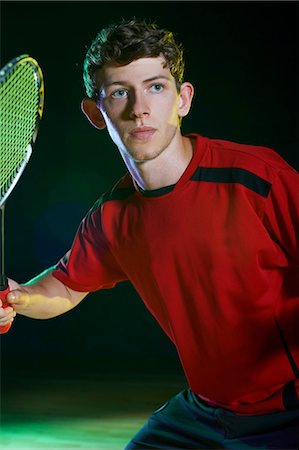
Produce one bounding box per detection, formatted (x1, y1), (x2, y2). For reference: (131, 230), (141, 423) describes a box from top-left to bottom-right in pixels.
(0, 1), (297, 381)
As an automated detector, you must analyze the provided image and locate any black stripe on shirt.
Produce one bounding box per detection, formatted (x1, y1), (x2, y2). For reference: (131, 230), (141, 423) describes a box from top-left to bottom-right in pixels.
(92, 185), (136, 210)
(191, 167), (272, 198)
(103, 185), (136, 203)
(140, 184), (175, 197)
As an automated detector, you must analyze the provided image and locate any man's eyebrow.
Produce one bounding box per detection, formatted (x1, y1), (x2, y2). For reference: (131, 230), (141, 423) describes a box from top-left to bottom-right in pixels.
(103, 74), (171, 87)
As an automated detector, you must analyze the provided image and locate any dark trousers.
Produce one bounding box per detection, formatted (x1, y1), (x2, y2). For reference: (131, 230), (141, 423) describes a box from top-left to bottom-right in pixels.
(125, 389), (298, 449)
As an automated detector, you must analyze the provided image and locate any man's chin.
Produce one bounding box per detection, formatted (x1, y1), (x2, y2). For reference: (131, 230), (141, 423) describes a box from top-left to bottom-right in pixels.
(131, 152), (162, 164)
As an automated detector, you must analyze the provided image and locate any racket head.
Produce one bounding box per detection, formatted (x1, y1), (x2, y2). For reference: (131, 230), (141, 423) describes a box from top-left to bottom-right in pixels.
(0, 54), (44, 208)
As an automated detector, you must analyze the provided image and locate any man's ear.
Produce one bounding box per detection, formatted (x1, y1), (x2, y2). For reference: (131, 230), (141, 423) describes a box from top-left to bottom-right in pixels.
(81, 98), (106, 130)
(178, 82), (194, 118)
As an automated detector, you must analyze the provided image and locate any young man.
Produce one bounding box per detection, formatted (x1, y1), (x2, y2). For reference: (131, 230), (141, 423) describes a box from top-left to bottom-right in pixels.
(1, 19), (298, 449)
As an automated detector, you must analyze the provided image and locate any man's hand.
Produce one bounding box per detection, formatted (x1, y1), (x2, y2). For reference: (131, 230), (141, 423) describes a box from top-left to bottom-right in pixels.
(0, 299), (16, 328)
(0, 279), (29, 329)
(5, 286), (31, 312)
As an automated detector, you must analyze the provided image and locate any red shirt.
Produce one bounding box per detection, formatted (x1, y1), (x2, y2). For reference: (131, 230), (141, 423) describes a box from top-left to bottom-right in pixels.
(53, 134), (299, 415)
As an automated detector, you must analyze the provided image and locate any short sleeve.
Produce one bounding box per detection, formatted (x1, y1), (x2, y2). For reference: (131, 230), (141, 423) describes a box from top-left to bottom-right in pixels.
(52, 202), (127, 292)
(263, 167), (299, 265)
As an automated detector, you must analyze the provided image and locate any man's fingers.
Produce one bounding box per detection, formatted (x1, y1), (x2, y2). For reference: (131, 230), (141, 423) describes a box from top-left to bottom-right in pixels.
(0, 306), (16, 325)
(0, 308), (16, 318)
(6, 291), (17, 303)
(6, 290), (28, 305)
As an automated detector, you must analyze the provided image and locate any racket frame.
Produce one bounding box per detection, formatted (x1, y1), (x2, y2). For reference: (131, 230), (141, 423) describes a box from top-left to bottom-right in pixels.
(0, 54), (44, 306)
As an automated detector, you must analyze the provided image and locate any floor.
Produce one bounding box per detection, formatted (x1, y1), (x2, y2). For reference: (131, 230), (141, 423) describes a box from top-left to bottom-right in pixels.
(0, 372), (186, 450)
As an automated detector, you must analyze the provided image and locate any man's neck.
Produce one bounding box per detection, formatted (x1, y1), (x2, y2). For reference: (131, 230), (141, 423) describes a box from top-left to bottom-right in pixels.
(124, 136), (195, 191)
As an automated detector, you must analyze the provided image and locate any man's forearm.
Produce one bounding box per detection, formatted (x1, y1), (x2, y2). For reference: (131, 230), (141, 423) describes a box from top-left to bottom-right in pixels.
(7, 267), (88, 319)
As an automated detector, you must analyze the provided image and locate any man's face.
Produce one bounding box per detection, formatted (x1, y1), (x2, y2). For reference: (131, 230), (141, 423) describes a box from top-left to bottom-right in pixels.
(96, 56), (184, 163)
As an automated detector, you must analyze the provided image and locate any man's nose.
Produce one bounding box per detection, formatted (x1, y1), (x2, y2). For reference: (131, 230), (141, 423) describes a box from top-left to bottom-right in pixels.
(128, 91), (150, 119)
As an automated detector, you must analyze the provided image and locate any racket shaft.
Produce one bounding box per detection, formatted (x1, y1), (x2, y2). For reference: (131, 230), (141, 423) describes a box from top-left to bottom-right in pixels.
(0, 206), (6, 287)
(0, 205), (12, 333)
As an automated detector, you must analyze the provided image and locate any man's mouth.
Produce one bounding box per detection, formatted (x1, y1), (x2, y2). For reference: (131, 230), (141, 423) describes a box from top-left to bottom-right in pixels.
(129, 126), (156, 140)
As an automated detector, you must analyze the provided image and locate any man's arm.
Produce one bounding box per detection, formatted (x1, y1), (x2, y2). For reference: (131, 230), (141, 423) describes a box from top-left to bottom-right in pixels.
(0, 266), (89, 328)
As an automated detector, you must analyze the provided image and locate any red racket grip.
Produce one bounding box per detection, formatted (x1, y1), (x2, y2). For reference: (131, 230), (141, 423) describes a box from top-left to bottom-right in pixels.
(0, 287), (12, 334)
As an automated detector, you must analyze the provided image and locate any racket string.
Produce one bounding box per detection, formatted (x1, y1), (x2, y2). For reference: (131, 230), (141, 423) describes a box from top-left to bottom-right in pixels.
(0, 61), (41, 199)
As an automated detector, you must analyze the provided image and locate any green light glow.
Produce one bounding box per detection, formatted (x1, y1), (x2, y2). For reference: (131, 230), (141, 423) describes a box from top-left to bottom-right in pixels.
(0, 415), (148, 449)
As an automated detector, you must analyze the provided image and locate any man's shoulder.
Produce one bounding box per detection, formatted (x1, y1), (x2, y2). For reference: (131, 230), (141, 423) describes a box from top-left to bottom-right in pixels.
(190, 134), (296, 185)
(205, 136), (292, 172)
(91, 173), (135, 212)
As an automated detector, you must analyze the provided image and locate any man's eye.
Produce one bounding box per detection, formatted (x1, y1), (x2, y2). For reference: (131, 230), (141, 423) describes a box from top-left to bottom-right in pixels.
(111, 89), (128, 99)
(150, 83), (164, 93)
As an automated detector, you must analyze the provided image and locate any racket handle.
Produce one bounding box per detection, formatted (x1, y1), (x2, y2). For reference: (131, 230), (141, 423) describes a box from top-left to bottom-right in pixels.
(0, 286), (12, 334)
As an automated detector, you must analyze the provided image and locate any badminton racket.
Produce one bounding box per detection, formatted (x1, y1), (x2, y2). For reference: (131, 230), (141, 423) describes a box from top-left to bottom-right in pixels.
(0, 54), (44, 334)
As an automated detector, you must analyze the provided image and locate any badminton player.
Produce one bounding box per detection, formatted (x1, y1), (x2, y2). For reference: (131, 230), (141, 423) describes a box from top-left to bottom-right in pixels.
(1, 19), (298, 449)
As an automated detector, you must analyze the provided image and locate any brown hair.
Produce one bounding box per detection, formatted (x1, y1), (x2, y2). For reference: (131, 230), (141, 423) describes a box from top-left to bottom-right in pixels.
(83, 18), (185, 99)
